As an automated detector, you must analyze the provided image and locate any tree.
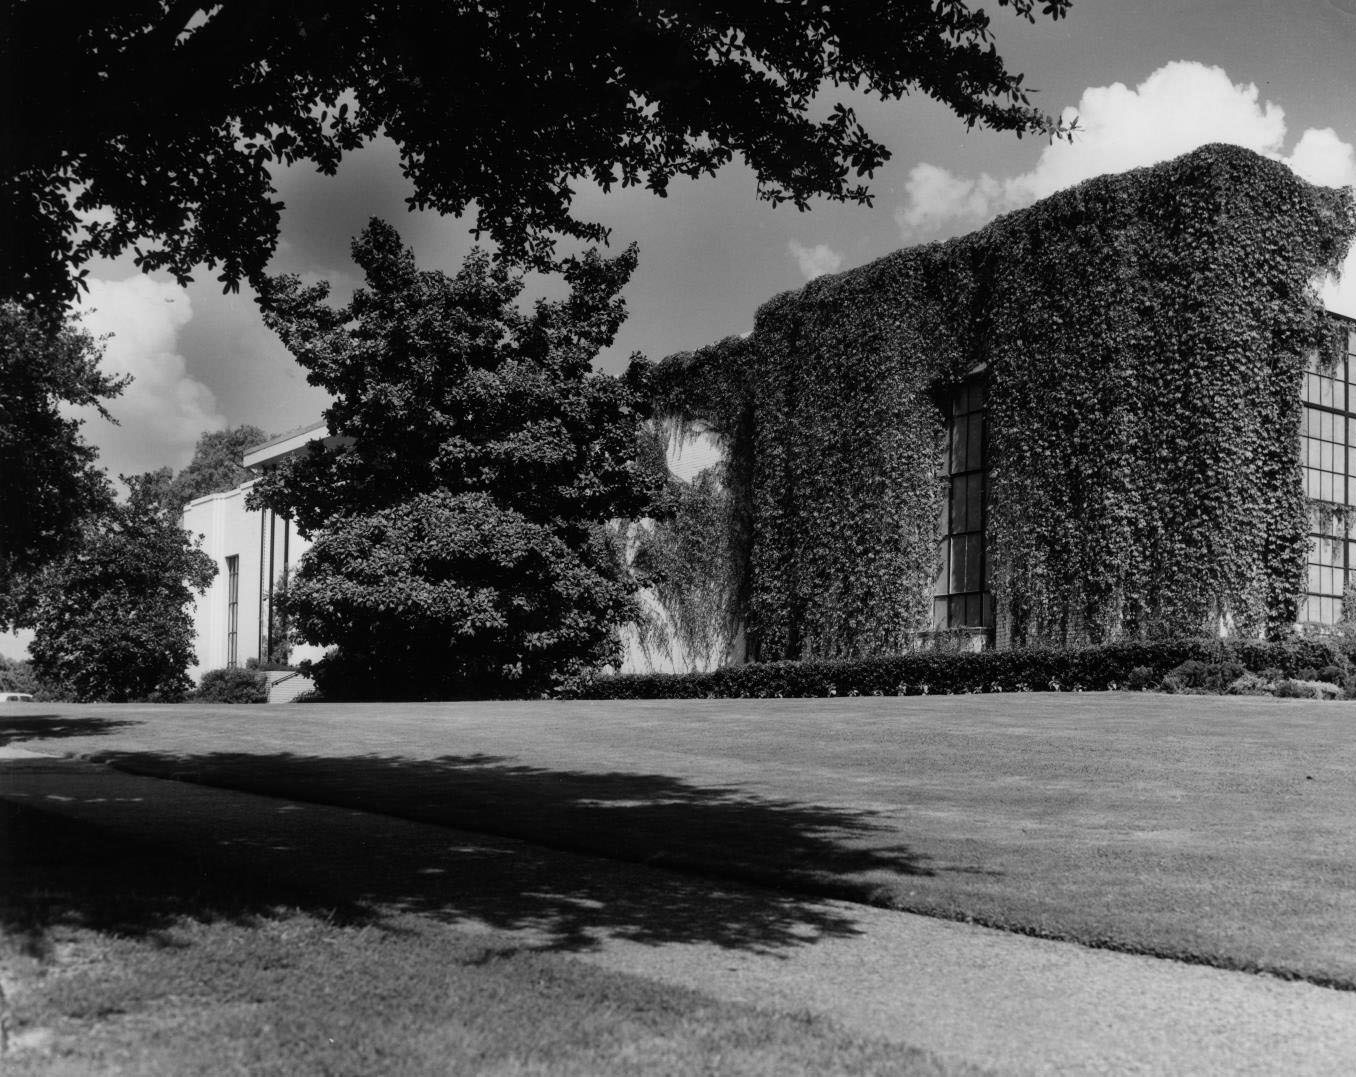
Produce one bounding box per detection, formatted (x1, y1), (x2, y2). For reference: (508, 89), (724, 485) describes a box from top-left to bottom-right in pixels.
(133, 424), (270, 514)
(0, 654), (37, 695)
(250, 219), (664, 697)
(25, 474), (216, 701)
(630, 462), (740, 672)
(0, 301), (124, 626)
(3, 1), (1071, 318)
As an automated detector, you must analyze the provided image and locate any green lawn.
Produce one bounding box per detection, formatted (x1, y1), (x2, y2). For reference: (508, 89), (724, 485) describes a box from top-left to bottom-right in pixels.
(7, 692), (1356, 988)
(0, 800), (964, 1076)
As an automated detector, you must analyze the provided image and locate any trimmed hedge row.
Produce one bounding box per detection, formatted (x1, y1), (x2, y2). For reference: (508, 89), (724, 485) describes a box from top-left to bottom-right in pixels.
(569, 637), (1350, 700)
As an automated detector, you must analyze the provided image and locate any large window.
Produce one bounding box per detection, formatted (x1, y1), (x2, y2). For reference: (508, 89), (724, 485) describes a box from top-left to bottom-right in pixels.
(1300, 320), (1356, 625)
(225, 555), (239, 667)
(933, 375), (991, 630)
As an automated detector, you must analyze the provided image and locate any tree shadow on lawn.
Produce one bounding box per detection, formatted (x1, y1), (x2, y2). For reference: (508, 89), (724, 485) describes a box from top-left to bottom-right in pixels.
(5, 749), (954, 960)
(0, 714), (140, 745)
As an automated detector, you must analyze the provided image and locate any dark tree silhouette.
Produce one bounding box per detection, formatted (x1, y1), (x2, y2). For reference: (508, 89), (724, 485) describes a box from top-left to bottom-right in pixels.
(3, 1), (1071, 318)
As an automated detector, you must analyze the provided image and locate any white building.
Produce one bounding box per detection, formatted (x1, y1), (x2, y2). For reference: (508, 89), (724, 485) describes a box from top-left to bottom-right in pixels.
(183, 422), (331, 681)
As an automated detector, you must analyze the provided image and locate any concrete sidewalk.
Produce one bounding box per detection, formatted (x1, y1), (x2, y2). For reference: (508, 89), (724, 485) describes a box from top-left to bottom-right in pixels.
(3, 752), (1356, 1074)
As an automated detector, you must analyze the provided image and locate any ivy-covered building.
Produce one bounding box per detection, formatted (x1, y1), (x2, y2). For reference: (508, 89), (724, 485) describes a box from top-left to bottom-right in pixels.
(657, 144), (1356, 660)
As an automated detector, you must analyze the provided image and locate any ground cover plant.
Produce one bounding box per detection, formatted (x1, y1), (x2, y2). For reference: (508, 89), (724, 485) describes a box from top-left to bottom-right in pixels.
(18, 694), (1356, 991)
(0, 800), (960, 1076)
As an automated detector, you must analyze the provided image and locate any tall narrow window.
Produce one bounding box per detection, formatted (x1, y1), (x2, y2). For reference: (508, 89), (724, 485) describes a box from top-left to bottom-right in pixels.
(1300, 319), (1356, 626)
(933, 374), (991, 631)
(225, 555), (239, 667)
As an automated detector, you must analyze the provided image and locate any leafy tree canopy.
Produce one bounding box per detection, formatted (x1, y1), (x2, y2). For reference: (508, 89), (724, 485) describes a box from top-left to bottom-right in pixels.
(0, 301), (123, 626)
(24, 472), (217, 701)
(0, 653), (38, 695)
(252, 220), (665, 697)
(133, 424), (270, 514)
(4, 0), (1071, 318)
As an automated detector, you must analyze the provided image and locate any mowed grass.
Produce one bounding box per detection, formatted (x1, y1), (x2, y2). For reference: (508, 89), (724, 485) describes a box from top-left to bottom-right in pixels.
(11, 691), (1356, 987)
(0, 802), (964, 1077)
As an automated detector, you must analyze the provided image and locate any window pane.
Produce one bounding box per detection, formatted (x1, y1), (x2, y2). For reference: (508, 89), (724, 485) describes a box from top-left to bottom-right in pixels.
(951, 535), (970, 592)
(965, 535), (983, 589)
(966, 474), (983, 530)
(968, 415), (984, 469)
(934, 538), (949, 596)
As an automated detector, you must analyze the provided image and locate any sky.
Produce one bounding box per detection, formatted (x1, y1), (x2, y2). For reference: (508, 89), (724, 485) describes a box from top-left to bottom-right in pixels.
(5, 1), (1353, 664)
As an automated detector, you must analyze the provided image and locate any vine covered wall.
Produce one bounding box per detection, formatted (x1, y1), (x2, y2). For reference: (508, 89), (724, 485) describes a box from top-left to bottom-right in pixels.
(657, 145), (1356, 657)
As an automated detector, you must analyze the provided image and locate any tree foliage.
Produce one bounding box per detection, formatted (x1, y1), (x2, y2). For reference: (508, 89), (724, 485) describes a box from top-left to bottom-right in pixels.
(4, 0), (1070, 318)
(25, 474), (216, 701)
(251, 220), (663, 697)
(133, 424), (269, 514)
(659, 145), (1356, 656)
(0, 653), (38, 694)
(0, 301), (123, 626)
(630, 458), (740, 672)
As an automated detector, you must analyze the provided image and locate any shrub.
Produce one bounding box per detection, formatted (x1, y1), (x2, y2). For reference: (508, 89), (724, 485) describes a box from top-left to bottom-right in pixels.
(565, 636), (1354, 701)
(1124, 666), (1158, 691)
(1274, 678), (1342, 700)
(1227, 670), (1272, 695)
(1160, 659), (1245, 694)
(193, 667), (268, 704)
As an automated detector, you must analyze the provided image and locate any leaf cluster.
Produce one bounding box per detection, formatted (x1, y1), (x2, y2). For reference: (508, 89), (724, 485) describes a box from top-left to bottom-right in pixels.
(659, 144), (1356, 656)
(4, 0), (1069, 318)
(0, 301), (123, 625)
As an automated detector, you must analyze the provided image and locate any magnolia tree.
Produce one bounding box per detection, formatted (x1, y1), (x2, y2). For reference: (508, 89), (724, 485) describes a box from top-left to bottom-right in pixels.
(251, 221), (665, 698)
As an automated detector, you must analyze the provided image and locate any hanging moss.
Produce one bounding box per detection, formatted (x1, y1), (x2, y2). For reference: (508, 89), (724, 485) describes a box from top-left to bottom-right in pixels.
(656, 144), (1356, 657)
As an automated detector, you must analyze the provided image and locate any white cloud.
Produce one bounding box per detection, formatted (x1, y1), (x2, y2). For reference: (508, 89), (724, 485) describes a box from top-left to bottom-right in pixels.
(71, 276), (226, 479)
(788, 240), (844, 280)
(893, 60), (1356, 317)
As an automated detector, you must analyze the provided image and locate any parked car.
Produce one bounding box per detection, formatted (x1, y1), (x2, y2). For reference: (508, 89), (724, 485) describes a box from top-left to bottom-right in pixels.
(1, 691), (34, 702)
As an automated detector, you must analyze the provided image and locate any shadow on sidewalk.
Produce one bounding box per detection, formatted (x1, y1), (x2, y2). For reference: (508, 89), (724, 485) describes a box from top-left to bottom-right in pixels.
(4, 748), (951, 959)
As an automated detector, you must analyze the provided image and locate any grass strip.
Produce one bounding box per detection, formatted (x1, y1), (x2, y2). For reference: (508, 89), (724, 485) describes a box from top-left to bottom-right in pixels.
(0, 801), (971, 1076)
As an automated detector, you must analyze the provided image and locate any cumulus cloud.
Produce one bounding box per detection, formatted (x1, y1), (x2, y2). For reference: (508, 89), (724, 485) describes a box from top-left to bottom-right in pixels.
(894, 60), (1356, 316)
(788, 239), (844, 280)
(71, 276), (226, 479)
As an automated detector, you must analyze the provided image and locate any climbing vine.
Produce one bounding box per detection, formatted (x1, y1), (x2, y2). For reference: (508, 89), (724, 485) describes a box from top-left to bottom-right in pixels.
(656, 144), (1356, 657)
